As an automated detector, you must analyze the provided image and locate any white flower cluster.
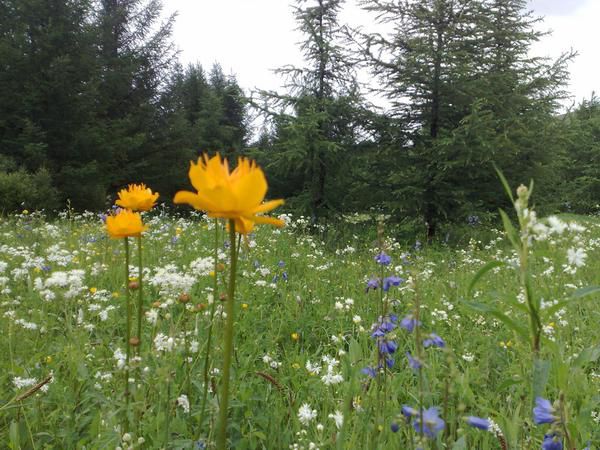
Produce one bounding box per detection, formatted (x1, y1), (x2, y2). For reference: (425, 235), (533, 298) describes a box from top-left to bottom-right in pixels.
(36, 269), (86, 299)
(148, 264), (196, 301)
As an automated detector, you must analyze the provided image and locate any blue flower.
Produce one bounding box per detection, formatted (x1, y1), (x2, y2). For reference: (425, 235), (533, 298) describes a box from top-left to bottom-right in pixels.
(375, 252), (392, 265)
(378, 340), (398, 354)
(413, 407), (445, 439)
(533, 397), (558, 425)
(370, 316), (396, 338)
(541, 433), (563, 450)
(406, 352), (422, 370)
(365, 278), (380, 292)
(423, 333), (445, 348)
(383, 276), (403, 292)
(361, 366), (378, 378)
(282, 271), (288, 281)
(385, 357), (394, 368)
(401, 405), (418, 420)
(465, 416), (490, 430)
(400, 314), (421, 332)
(278, 260), (285, 267)
(390, 422), (400, 433)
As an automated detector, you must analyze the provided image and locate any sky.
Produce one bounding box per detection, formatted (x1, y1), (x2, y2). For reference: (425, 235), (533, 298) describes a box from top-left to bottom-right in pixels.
(161, 0), (598, 106)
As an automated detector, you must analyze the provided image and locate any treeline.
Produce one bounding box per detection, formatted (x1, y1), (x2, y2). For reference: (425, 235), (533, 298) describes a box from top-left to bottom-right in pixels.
(1, 0), (599, 238)
(0, 0), (246, 211)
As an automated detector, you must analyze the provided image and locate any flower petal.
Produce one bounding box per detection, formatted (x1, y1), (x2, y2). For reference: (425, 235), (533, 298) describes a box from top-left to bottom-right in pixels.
(173, 191), (214, 211)
(252, 199), (285, 214)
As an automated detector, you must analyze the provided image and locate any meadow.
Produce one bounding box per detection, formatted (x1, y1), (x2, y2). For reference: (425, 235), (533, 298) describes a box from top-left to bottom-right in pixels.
(1, 203), (599, 449)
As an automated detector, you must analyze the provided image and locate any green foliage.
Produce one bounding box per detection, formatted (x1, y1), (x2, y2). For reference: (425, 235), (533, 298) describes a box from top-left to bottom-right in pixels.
(0, 167), (59, 212)
(0, 210), (599, 447)
(358, 0), (574, 236)
(253, 0), (366, 219)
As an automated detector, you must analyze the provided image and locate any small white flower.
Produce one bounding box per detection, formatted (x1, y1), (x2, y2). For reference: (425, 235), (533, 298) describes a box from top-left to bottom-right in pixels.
(298, 403), (317, 426)
(567, 247), (586, 268)
(176, 394), (190, 413)
(306, 360), (321, 375)
(462, 352), (475, 362)
(328, 410), (344, 429)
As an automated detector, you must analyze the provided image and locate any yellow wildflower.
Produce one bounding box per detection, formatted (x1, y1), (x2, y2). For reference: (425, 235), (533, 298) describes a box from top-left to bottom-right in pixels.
(115, 183), (159, 212)
(173, 153), (284, 234)
(105, 209), (147, 239)
(291, 332), (299, 341)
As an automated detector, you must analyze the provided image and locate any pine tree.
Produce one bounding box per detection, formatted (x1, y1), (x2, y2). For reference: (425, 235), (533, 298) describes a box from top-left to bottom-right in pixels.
(361, 0), (573, 238)
(256, 0), (364, 220)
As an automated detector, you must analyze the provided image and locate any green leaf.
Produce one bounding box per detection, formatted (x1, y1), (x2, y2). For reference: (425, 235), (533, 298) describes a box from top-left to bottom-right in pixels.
(573, 346), (600, 368)
(532, 358), (550, 402)
(462, 301), (529, 342)
(495, 166), (515, 203)
(545, 285), (600, 316)
(497, 376), (523, 392)
(499, 209), (521, 251)
(468, 260), (506, 297)
(572, 285), (600, 299)
(9, 420), (19, 449)
(452, 436), (467, 450)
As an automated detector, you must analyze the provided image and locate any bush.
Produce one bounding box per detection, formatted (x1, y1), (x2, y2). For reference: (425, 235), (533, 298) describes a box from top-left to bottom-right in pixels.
(0, 167), (60, 213)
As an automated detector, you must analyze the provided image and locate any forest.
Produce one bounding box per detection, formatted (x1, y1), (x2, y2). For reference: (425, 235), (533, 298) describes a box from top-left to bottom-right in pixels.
(1, 0), (599, 239)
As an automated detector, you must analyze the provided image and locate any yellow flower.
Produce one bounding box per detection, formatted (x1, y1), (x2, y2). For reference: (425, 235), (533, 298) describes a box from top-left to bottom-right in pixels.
(291, 332), (299, 341)
(105, 209), (148, 239)
(115, 183), (159, 212)
(89, 287), (97, 294)
(173, 153), (284, 234)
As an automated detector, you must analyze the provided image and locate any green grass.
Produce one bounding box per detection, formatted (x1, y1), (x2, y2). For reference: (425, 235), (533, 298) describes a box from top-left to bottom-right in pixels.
(0, 210), (599, 449)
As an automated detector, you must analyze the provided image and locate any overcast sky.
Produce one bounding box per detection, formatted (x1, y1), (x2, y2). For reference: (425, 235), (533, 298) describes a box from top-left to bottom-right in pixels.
(162, 0), (597, 106)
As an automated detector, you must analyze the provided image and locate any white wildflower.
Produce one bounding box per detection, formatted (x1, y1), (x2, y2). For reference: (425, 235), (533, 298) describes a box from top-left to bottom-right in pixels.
(298, 403), (317, 426)
(176, 394), (190, 413)
(328, 410), (344, 429)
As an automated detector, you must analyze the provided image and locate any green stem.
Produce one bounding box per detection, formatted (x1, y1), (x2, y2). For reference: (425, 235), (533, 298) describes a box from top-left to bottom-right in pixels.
(216, 220), (239, 450)
(124, 237), (131, 434)
(136, 235), (143, 352)
(197, 219), (220, 440)
(559, 392), (574, 450)
(414, 275), (424, 441)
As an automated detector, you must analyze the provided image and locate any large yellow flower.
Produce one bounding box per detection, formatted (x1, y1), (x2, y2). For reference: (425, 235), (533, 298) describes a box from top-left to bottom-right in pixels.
(106, 209), (148, 239)
(115, 183), (159, 212)
(173, 153), (284, 234)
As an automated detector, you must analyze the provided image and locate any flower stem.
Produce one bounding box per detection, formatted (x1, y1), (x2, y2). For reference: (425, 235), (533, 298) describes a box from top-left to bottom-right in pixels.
(136, 235), (143, 352)
(414, 275), (424, 441)
(559, 392), (574, 450)
(124, 237), (131, 434)
(197, 219), (220, 440)
(216, 220), (238, 450)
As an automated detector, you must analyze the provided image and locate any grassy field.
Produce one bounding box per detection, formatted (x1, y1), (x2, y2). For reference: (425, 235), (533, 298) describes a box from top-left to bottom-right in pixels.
(0, 207), (599, 449)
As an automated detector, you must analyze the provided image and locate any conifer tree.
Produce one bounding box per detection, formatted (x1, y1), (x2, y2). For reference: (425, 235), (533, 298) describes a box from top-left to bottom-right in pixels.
(361, 0), (572, 238)
(256, 0), (364, 220)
